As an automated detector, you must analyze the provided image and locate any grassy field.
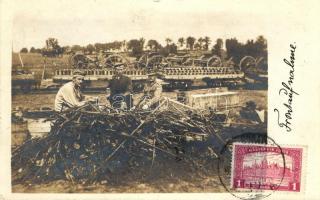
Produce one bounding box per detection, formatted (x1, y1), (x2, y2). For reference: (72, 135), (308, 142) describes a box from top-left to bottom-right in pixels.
(12, 53), (69, 80)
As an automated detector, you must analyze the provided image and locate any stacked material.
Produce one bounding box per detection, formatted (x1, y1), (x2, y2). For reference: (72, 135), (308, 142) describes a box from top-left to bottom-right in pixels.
(12, 99), (227, 185)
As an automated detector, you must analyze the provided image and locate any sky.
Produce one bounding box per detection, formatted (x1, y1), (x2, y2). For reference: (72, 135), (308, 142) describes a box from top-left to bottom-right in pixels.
(10, 0), (274, 51)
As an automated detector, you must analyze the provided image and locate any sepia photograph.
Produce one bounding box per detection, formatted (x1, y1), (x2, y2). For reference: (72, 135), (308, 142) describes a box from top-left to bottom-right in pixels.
(9, 1), (270, 194)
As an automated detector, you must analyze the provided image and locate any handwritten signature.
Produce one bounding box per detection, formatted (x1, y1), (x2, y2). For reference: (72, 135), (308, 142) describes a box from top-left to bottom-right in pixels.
(274, 43), (299, 132)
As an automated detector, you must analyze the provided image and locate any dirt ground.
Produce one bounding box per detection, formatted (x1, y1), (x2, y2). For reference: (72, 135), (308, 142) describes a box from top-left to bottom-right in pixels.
(12, 175), (225, 193)
(12, 147), (227, 193)
(12, 90), (267, 111)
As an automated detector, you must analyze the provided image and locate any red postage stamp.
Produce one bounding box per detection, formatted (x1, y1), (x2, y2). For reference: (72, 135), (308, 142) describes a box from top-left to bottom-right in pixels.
(231, 143), (303, 192)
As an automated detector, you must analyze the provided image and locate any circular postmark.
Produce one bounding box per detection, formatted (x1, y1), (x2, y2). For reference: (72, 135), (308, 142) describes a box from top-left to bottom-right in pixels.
(217, 132), (286, 200)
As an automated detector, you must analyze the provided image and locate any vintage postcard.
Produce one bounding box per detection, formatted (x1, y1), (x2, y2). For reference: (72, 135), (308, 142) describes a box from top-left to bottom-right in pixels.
(0, 0), (319, 199)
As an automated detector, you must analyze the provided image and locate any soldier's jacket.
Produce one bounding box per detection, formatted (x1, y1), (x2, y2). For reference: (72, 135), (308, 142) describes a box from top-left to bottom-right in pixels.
(109, 74), (132, 96)
(143, 78), (163, 105)
(54, 81), (85, 112)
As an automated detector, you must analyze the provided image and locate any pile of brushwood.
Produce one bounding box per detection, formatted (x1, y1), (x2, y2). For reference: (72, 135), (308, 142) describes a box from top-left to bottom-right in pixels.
(12, 99), (232, 185)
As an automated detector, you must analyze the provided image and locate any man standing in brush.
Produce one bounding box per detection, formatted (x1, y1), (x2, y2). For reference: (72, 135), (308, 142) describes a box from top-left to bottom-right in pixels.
(138, 73), (164, 110)
(107, 64), (133, 110)
(54, 70), (93, 112)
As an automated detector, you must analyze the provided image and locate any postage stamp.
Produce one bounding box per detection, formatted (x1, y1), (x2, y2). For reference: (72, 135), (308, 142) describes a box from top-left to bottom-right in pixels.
(231, 143), (303, 192)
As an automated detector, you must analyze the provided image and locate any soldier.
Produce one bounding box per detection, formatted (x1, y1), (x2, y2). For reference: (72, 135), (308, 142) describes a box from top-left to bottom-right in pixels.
(138, 73), (164, 110)
(107, 65), (133, 110)
(54, 70), (87, 112)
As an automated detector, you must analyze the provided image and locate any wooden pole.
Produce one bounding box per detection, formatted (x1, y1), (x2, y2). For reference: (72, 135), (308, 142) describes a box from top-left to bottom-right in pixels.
(41, 58), (46, 80)
(18, 53), (24, 68)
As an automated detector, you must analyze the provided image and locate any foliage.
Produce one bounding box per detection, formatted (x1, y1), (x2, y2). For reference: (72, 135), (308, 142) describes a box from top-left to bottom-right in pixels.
(178, 37), (185, 48)
(165, 38), (172, 46)
(194, 42), (201, 50)
(186, 36), (196, 50)
(127, 38), (145, 57)
(29, 47), (36, 53)
(29, 47), (43, 54)
(197, 37), (204, 50)
(212, 39), (223, 56)
(225, 35), (267, 66)
(94, 43), (105, 51)
(147, 39), (161, 52)
(159, 43), (177, 57)
(45, 38), (60, 49)
(203, 36), (211, 51)
(86, 44), (95, 54)
(20, 48), (28, 53)
(71, 45), (83, 52)
(42, 38), (64, 57)
(19, 36), (267, 66)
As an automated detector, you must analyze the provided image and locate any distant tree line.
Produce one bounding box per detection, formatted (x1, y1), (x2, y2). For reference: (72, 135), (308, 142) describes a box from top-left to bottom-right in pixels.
(225, 36), (267, 65)
(20, 35), (267, 63)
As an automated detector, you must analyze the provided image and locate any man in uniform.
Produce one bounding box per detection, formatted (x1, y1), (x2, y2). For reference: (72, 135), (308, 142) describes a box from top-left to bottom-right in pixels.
(107, 65), (133, 110)
(54, 70), (89, 112)
(138, 73), (164, 109)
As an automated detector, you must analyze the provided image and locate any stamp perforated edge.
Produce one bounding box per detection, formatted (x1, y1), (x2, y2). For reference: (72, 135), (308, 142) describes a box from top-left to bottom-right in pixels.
(230, 142), (308, 194)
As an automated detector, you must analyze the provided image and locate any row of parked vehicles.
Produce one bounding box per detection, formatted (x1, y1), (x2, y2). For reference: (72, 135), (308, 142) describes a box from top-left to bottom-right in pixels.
(12, 51), (267, 92)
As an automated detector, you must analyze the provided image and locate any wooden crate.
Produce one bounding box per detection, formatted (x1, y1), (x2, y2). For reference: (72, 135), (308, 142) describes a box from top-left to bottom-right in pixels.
(186, 90), (239, 110)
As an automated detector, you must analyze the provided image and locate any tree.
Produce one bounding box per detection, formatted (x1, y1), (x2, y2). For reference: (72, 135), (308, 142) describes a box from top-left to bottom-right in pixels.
(197, 37), (204, 50)
(86, 44), (95, 54)
(225, 36), (267, 65)
(147, 39), (161, 51)
(62, 46), (71, 54)
(212, 38), (223, 56)
(71, 45), (83, 52)
(29, 47), (36, 53)
(225, 38), (245, 64)
(254, 35), (268, 70)
(165, 38), (172, 46)
(255, 35), (267, 50)
(186, 36), (196, 50)
(203, 36), (211, 50)
(43, 37), (64, 57)
(168, 43), (177, 54)
(112, 41), (123, 50)
(127, 39), (144, 57)
(103, 41), (123, 51)
(251, 35), (267, 58)
(159, 43), (177, 57)
(94, 43), (105, 51)
(35, 48), (42, 54)
(139, 38), (145, 50)
(194, 42), (201, 50)
(45, 38), (59, 49)
(20, 48), (28, 53)
(122, 40), (127, 51)
(244, 39), (255, 56)
(178, 37), (185, 49)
